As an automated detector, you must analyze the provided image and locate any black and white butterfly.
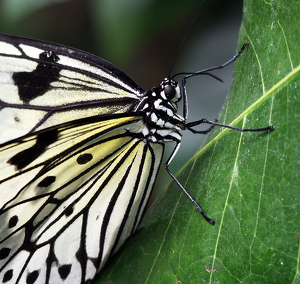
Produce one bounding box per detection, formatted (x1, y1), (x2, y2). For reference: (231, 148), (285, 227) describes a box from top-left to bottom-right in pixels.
(0, 34), (273, 284)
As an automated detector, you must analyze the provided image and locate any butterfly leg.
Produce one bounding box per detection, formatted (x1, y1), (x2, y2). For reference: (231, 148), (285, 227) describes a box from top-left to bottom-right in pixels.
(185, 118), (274, 133)
(164, 141), (215, 225)
(180, 43), (249, 121)
(185, 119), (217, 134)
(191, 42), (249, 77)
(197, 41), (249, 73)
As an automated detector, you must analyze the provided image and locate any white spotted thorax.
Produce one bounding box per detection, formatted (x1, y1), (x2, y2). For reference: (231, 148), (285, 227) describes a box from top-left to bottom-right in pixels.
(134, 78), (183, 143)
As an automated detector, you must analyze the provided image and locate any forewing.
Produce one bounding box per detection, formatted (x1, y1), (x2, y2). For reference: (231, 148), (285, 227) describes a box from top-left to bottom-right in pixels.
(0, 34), (145, 143)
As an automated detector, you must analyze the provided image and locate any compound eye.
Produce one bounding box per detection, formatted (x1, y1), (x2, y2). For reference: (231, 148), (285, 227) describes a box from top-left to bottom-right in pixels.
(164, 85), (176, 99)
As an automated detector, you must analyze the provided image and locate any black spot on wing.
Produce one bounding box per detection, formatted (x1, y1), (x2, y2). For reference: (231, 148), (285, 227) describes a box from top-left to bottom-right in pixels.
(0, 247), (10, 260)
(76, 153), (93, 165)
(2, 269), (13, 282)
(64, 205), (74, 217)
(58, 264), (72, 280)
(8, 215), (19, 228)
(8, 129), (58, 170)
(37, 176), (56, 187)
(26, 270), (39, 284)
(12, 51), (61, 104)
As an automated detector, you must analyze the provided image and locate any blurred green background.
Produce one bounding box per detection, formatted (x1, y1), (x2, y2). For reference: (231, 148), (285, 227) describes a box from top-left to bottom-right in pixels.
(0, 0), (243, 194)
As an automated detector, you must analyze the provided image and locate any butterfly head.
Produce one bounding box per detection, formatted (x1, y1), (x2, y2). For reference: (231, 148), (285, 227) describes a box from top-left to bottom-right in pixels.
(160, 78), (181, 103)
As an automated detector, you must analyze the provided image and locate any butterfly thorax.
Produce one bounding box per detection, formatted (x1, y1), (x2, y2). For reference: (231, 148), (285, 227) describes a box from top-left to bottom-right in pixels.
(135, 78), (184, 143)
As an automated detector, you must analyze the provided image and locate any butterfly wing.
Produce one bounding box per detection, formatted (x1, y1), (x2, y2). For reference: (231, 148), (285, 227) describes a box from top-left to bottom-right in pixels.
(0, 34), (144, 143)
(0, 34), (166, 283)
(0, 114), (163, 283)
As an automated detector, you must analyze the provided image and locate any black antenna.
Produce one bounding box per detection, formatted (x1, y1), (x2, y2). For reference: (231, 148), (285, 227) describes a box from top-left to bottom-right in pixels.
(168, 0), (207, 78)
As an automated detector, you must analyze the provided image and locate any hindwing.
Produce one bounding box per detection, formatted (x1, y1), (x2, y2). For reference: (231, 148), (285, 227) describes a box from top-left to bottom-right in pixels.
(0, 114), (163, 283)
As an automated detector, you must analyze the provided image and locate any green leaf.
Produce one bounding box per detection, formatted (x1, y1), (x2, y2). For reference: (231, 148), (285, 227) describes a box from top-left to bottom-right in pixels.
(94, 0), (300, 283)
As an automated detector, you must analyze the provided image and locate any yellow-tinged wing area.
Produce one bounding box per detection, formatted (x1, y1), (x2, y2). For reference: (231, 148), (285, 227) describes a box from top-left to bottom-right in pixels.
(0, 115), (163, 283)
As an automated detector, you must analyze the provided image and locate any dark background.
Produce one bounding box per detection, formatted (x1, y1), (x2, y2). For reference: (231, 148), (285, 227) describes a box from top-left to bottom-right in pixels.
(0, 0), (243, 193)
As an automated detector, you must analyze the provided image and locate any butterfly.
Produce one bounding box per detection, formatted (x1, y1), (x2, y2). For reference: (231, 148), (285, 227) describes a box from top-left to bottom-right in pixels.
(0, 33), (273, 284)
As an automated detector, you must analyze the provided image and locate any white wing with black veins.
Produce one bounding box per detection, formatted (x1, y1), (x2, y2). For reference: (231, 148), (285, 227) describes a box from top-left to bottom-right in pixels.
(0, 34), (144, 143)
